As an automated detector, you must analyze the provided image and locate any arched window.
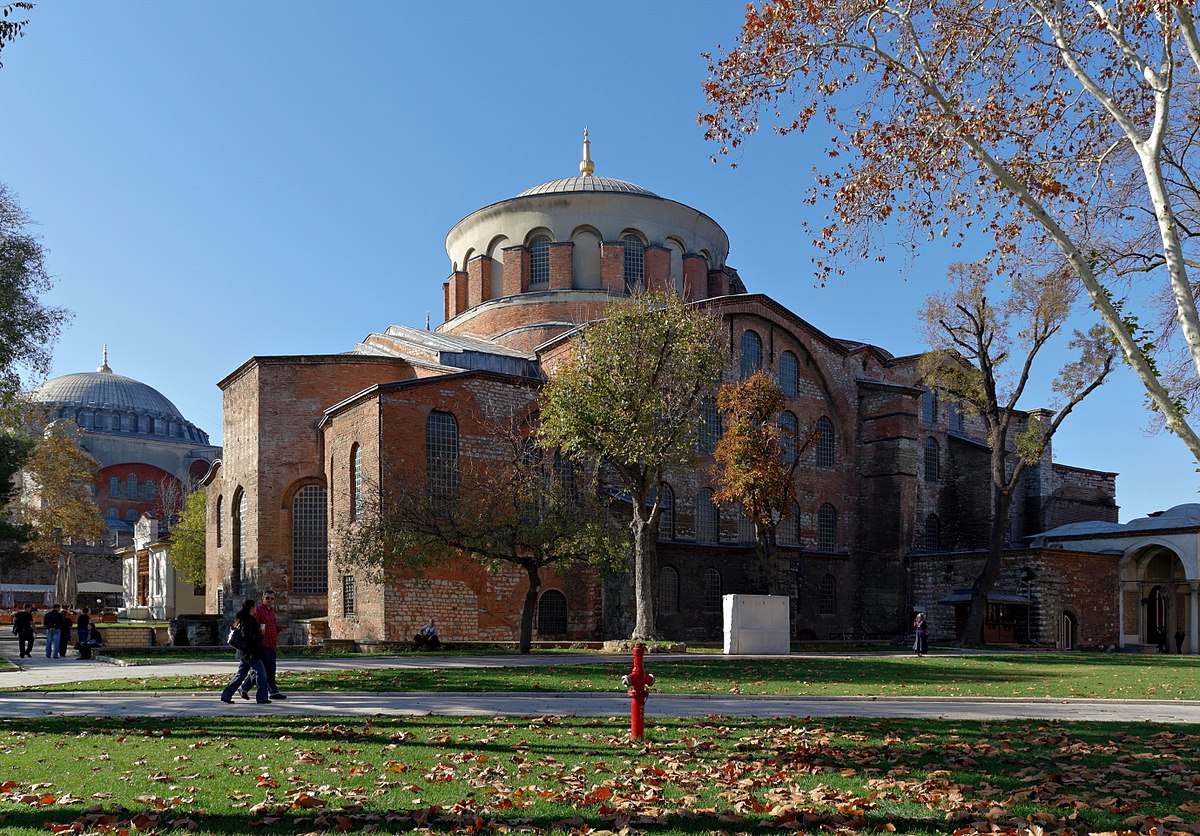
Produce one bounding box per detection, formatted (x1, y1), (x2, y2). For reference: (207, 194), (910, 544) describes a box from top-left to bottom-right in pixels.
(142, 481), (155, 501)
(231, 488), (245, 595)
(696, 488), (719, 543)
(127, 473), (138, 498)
(740, 330), (763, 379)
(109, 476), (120, 498)
(657, 483), (675, 541)
(125, 509), (138, 522)
(817, 503), (837, 552)
(815, 416), (836, 469)
(426, 411), (459, 503)
(292, 485), (328, 594)
(921, 389), (938, 424)
(215, 495), (223, 547)
(948, 402), (964, 433)
(736, 506), (755, 544)
(553, 450), (579, 505)
(779, 502), (801, 546)
(924, 514), (941, 551)
(658, 565), (679, 614)
(106, 507), (118, 519)
(779, 411), (799, 464)
(529, 235), (550, 287)
(819, 574), (837, 615)
(350, 443), (363, 522)
(924, 437), (940, 482)
(622, 235), (644, 292)
(699, 397), (722, 453)
(703, 567), (723, 610)
(779, 350), (799, 396)
(537, 589), (568, 635)
(110, 411), (121, 431)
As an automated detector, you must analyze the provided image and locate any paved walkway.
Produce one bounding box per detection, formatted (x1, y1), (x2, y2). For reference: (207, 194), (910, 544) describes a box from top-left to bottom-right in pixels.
(3, 641), (1199, 723)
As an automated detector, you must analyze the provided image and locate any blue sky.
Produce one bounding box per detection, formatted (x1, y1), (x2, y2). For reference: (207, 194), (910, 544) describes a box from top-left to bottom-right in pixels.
(0, 1), (1192, 522)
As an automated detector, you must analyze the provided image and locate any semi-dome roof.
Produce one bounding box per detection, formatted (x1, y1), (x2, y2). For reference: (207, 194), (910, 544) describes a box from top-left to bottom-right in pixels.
(517, 175), (658, 197)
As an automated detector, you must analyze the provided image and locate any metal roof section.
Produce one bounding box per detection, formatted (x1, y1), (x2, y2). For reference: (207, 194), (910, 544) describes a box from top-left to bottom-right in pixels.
(355, 324), (539, 378)
(517, 175), (659, 197)
(33, 371), (186, 419)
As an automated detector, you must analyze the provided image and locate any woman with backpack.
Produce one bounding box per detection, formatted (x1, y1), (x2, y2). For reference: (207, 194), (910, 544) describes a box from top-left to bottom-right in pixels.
(219, 600), (272, 705)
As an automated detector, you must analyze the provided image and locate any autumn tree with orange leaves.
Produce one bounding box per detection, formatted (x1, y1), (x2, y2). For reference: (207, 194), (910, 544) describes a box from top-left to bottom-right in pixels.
(703, 0), (1200, 464)
(713, 372), (812, 596)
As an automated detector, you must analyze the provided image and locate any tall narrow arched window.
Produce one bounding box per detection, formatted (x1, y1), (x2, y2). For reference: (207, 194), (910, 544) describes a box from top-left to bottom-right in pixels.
(657, 482), (675, 541)
(553, 450), (579, 505)
(292, 485), (328, 594)
(735, 506), (755, 544)
(350, 444), (363, 522)
(696, 488), (719, 543)
(815, 416), (836, 469)
(779, 350), (798, 396)
(658, 565), (679, 614)
(817, 503), (837, 552)
(948, 402), (964, 433)
(699, 397), (722, 453)
(818, 574), (837, 615)
(924, 514), (941, 551)
(703, 567), (723, 610)
(740, 330), (763, 379)
(231, 488), (245, 595)
(143, 481), (155, 501)
(109, 475), (120, 498)
(537, 589), (568, 635)
(529, 236), (550, 287)
(779, 501), (801, 546)
(426, 411), (459, 504)
(921, 389), (938, 424)
(127, 473), (138, 498)
(622, 235), (644, 292)
(215, 495), (223, 547)
(779, 411), (799, 464)
(924, 437), (940, 482)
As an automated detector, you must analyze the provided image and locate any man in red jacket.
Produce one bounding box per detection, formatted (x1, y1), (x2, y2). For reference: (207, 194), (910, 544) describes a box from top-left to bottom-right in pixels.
(240, 590), (286, 700)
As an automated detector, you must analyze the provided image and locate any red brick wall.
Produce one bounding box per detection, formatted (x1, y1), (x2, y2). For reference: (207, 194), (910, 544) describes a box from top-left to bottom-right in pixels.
(549, 242), (573, 290)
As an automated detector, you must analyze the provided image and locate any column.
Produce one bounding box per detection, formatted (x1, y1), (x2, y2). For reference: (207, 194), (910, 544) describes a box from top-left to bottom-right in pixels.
(1190, 581), (1198, 654)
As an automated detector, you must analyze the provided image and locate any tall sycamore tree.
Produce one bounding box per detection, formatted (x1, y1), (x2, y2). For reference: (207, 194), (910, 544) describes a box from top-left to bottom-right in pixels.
(920, 263), (1116, 644)
(703, 1), (1200, 462)
(713, 372), (812, 595)
(540, 293), (724, 640)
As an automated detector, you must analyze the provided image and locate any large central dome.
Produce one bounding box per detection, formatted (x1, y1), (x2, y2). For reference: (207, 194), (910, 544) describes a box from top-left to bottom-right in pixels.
(34, 369), (184, 418)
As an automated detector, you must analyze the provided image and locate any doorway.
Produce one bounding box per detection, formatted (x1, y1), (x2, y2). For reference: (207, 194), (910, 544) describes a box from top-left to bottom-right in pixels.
(1058, 611), (1077, 650)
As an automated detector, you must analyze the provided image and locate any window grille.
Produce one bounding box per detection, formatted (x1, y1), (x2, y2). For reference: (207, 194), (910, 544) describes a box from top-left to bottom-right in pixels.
(656, 483), (675, 541)
(658, 565), (679, 614)
(529, 236), (550, 287)
(342, 574), (356, 616)
(292, 485), (328, 594)
(924, 437), (940, 482)
(696, 489), (719, 543)
(924, 514), (941, 551)
(703, 567), (722, 610)
(426, 412), (459, 504)
(699, 398), (722, 453)
(740, 330), (763, 379)
(779, 350), (798, 396)
(779, 411), (798, 464)
(819, 574), (837, 615)
(817, 504), (837, 552)
(622, 235), (644, 292)
(537, 589), (568, 635)
(815, 416), (835, 469)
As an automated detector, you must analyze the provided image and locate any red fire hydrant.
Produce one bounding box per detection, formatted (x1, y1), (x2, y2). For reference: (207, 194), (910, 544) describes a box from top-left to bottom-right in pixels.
(620, 642), (655, 739)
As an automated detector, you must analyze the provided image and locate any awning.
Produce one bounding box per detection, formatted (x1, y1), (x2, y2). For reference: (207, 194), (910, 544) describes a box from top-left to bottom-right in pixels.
(938, 589), (1031, 605)
(78, 582), (125, 594)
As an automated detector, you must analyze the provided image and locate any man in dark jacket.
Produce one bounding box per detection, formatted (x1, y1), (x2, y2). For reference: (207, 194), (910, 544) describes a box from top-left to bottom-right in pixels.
(12, 604), (34, 658)
(42, 604), (63, 659)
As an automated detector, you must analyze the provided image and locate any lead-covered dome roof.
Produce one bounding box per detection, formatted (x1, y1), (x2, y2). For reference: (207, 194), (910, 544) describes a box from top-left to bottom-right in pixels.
(518, 175), (658, 197)
(34, 370), (185, 419)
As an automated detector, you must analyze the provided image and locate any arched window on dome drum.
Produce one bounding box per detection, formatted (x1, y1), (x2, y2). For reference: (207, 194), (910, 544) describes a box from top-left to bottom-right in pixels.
(817, 504), (837, 552)
(658, 565), (679, 614)
(536, 589), (568, 635)
(779, 411), (799, 464)
(740, 330), (762, 379)
(426, 411), (459, 504)
(815, 416), (836, 469)
(292, 485), (328, 595)
(779, 350), (799, 396)
(622, 235), (644, 293)
(529, 236), (550, 288)
(703, 567), (723, 610)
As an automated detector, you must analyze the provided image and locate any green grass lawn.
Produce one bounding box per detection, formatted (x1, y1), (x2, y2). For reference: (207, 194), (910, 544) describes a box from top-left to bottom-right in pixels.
(0, 714), (1196, 835)
(17, 653), (1200, 700)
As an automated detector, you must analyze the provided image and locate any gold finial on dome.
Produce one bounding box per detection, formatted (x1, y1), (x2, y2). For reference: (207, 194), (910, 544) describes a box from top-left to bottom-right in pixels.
(98, 344), (112, 374)
(579, 127), (594, 177)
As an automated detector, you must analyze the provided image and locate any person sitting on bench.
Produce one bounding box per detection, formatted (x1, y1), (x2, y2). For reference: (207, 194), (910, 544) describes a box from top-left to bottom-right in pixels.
(413, 619), (440, 650)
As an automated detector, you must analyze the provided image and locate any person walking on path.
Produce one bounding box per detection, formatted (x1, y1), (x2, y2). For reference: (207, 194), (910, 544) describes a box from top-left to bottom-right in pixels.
(58, 610), (73, 658)
(240, 590), (286, 701)
(43, 604), (63, 659)
(75, 608), (91, 651)
(913, 612), (929, 657)
(220, 600), (271, 705)
(12, 604), (34, 658)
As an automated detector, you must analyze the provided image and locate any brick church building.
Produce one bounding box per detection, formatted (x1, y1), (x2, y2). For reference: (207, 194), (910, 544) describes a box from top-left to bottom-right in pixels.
(204, 135), (1125, 647)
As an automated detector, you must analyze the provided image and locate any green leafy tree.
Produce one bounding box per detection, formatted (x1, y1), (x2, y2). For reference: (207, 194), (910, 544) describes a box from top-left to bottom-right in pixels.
(335, 415), (625, 653)
(713, 372), (813, 595)
(539, 293), (724, 639)
(703, 1), (1200, 462)
(168, 488), (207, 586)
(0, 428), (33, 564)
(919, 263), (1116, 645)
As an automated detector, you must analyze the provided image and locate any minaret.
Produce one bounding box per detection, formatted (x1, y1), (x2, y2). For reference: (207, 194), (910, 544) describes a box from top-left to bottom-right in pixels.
(98, 344), (112, 374)
(579, 127), (594, 177)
